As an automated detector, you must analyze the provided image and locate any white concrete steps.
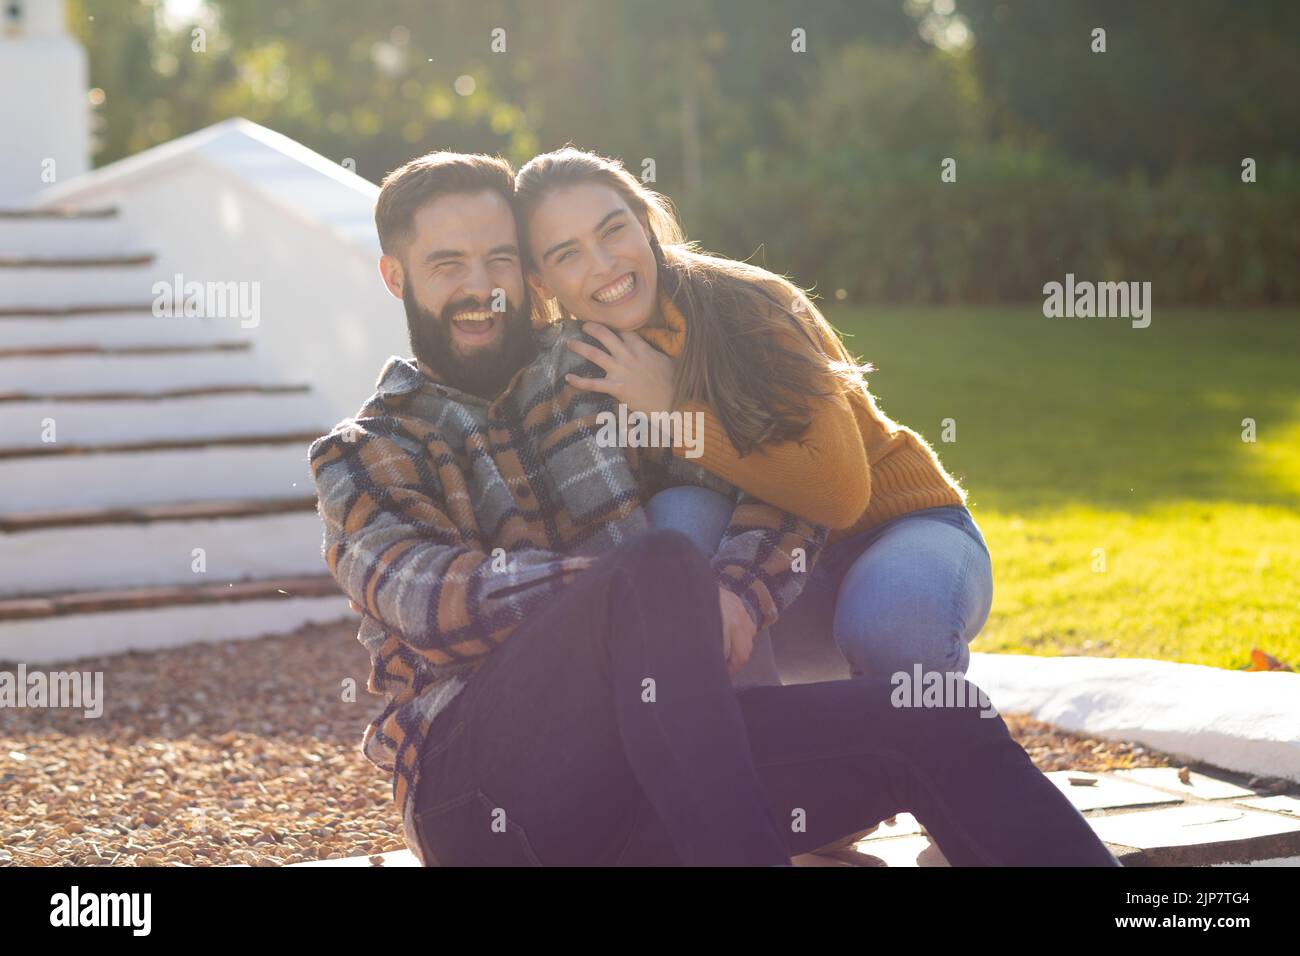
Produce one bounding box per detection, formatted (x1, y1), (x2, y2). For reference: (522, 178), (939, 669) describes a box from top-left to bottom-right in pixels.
(0, 253), (154, 268)
(0, 263), (164, 311)
(0, 209), (147, 260)
(0, 495), (318, 532)
(0, 578), (347, 665)
(0, 430), (322, 460)
(0, 390), (331, 448)
(0, 314), (251, 349)
(0, 383), (310, 402)
(3, 439), (314, 513)
(0, 207), (119, 219)
(0, 341), (250, 358)
(0, 509), (325, 597)
(0, 351), (289, 394)
(0, 201), (345, 663)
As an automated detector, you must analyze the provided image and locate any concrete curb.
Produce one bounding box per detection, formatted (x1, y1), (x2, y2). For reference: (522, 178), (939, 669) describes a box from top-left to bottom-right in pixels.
(965, 653), (1300, 782)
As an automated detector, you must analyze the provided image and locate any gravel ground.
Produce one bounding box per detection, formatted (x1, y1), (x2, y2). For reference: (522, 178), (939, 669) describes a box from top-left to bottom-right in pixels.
(1, 619), (1181, 867)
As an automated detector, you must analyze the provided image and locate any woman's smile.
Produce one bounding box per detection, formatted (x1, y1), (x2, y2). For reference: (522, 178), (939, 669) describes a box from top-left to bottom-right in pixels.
(520, 181), (660, 331)
(592, 272), (637, 305)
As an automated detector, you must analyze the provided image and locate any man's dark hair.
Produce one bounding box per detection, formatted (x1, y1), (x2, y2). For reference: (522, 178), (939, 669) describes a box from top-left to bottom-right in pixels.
(374, 151), (516, 256)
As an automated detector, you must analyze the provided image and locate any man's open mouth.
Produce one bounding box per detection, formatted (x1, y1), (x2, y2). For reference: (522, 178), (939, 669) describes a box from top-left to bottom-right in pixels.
(450, 309), (499, 344)
(592, 272), (636, 305)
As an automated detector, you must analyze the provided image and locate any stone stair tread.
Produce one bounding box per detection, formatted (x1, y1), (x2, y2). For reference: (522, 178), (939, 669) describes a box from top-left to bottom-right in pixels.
(0, 574), (340, 621)
(2, 315), (253, 350)
(0, 207), (119, 219)
(0, 303), (155, 317)
(0, 351), (300, 396)
(0, 308), (168, 321)
(0, 429), (324, 459)
(0, 253), (154, 267)
(0, 342), (251, 358)
(0, 495), (319, 532)
(0, 383), (312, 403)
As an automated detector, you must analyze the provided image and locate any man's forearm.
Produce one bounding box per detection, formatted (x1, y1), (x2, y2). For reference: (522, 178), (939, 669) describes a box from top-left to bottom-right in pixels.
(712, 495), (828, 631)
(311, 425), (589, 663)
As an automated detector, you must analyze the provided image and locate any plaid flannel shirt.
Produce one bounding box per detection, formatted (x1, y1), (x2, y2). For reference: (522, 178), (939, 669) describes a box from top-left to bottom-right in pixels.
(307, 319), (827, 864)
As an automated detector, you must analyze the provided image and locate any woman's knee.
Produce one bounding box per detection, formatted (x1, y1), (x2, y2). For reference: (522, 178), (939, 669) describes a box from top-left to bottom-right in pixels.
(645, 486), (733, 555)
(832, 529), (992, 678)
(836, 613), (972, 679)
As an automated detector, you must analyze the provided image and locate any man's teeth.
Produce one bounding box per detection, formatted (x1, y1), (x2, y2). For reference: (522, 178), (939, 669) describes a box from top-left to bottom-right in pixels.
(593, 274), (635, 303)
(453, 310), (494, 323)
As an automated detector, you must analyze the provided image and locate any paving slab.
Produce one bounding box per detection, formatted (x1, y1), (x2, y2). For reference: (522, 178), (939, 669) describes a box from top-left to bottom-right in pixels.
(1045, 770), (1183, 812)
(856, 813), (926, 841)
(1089, 804), (1300, 866)
(290, 848), (867, 867)
(274, 777), (1300, 868)
(791, 853), (858, 867)
(289, 849), (420, 867)
(836, 834), (949, 868)
(1113, 767), (1260, 800)
(1237, 794), (1300, 817)
(1211, 856), (1300, 867)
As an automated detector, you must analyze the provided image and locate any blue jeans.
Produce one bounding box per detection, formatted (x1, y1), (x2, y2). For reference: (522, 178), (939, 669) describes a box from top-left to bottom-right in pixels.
(646, 487), (994, 685)
(411, 529), (1119, 866)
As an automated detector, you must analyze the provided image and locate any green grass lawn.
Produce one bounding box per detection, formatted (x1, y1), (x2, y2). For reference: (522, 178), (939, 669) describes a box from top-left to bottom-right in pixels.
(826, 304), (1300, 670)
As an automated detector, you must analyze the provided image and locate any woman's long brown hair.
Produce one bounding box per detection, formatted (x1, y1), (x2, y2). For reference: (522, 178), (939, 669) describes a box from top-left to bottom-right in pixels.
(514, 147), (872, 455)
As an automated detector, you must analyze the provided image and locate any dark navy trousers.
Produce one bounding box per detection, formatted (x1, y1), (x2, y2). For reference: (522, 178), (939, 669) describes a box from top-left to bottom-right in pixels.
(412, 530), (1120, 867)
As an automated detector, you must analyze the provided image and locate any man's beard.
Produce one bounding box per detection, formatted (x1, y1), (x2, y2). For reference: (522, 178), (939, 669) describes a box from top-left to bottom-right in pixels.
(402, 284), (538, 399)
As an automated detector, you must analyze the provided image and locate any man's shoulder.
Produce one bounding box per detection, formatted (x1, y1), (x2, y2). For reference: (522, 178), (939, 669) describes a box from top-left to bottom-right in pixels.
(372, 354), (428, 401)
(342, 355), (428, 422)
(308, 356), (437, 459)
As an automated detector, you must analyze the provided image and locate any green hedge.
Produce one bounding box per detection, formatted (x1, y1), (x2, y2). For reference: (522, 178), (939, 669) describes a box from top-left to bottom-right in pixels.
(687, 147), (1300, 306)
(680, 45), (1300, 306)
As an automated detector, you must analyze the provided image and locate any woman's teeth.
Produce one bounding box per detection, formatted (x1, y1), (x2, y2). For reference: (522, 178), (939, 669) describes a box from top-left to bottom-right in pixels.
(593, 273), (635, 304)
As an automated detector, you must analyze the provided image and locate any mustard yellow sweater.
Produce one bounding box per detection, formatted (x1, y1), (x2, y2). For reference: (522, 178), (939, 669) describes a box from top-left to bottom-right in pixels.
(638, 289), (967, 543)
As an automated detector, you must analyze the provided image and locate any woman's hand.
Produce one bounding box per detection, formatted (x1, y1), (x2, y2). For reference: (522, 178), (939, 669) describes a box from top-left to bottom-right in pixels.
(564, 322), (676, 415)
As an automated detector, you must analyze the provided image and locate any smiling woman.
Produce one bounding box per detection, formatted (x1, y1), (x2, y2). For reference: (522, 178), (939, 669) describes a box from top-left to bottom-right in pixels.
(512, 147), (968, 536)
(513, 149), (873, 464)
(511, 146), (994, 688)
